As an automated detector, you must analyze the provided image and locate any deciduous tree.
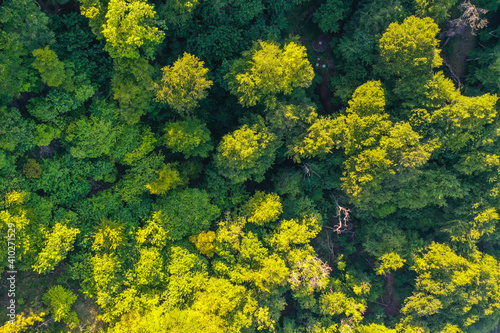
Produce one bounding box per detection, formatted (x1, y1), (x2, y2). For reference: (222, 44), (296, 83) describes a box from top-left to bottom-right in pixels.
(102, 0), (164, 59)
(226, 41), (314, 108)
(155, 53), (213, 115)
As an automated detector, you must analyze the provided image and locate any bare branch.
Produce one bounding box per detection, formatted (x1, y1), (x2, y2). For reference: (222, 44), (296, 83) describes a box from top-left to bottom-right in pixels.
(330, 193), (351, 235)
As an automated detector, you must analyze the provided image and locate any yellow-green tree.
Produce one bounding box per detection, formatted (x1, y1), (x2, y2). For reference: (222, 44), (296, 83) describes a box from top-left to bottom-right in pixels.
(379, 16), (442, 78)
(214, 124), (280, 183)
(42, 285), (79, 328)
(163, 118), (213, 158)
(155, 53), (213, 115)
(241, 191), (283, 225)
(102, 0), (164, 59)
(226, 40), (314, 108)
(32, 47), (72, 89)
(33, 222), (80, 273)
(400, 243), (500, 332)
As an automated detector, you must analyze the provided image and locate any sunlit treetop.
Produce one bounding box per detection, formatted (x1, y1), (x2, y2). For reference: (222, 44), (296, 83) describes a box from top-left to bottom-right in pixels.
(226, 40), (314, 108)
(379, 15), (442, 77)
(102, 0), (164, 59)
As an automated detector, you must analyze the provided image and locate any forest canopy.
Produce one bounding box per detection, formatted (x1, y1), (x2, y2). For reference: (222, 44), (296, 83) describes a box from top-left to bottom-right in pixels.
(1, 0), (500, 332)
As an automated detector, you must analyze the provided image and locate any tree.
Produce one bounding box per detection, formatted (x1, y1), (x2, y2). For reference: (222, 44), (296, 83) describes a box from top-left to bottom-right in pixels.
(122, 127), (157, 165)
(226, 40), (314, 108)
(0, 206), (46, 271)
(289, 116), (343, 162)
(379, 16), (442, 78)
(32, 46), (71, 88)
(415, 0), (459, 24)
(65, 116), (122, 159)
(163, 118), (214, 158)
(127, 247), (166, 287)
(164, 246), (208, 309)
(42, 285), (78, 327)
(0, 0), (54, 102)
(155, 53), (213, 115)
(189, 231), (216, 258)
(313, 0), (352, 34)
(430, 93), (498, 152)
(92, 219), (125, 252)
(88, 253), (123, 308)
(401, 243), (500, 332)
(22, 159), (41, 179)
(241, 191), (283, 225)
(144, 163), (184, 195)
(115, 153), (165, 203)
(78, 0), (108, 38)
(158, 0), (200, 29)
(27, 89), (80, 125)
(0, 107), (35, 153)
(376, 252), (406, 275)
(111, 58), (155, 124)
(102, 0), (164, 59)
(33, 124), (62, 147)
(214, 124), (281, 183)
(151, 188), (220, 241)
(0, 0), (54, 52)
(33, 222), (80, 273)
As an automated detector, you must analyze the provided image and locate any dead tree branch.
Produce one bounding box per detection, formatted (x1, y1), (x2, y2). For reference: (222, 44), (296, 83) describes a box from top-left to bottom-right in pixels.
(330, 193), (351, 235)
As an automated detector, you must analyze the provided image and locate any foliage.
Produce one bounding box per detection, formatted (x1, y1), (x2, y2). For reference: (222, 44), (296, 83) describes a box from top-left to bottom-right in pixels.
(376, 252), (406, 275)
(102, 0), (164, 59)
(32, 46), (71, 89)
(22, 159), (41, 179)
(2, 0), (500, 331)
(151, 188), (220, 241)
(241, 191), (283, 225)
(155, 53), (213, 115)
(379, 16), (442, 78)
(163, 118), (213, 158)
(313, 0), (353, 34)
(401, 243), (500, 332)
(42, 285), (78, 325)
(145, 163), (184, 195)
(214, 124), (281, 183)
(66, 116), (122, 159)
(111, 58), (155, 124)
(33, 222), (80, 273)
(0, 107), (35, 153)
(189, 230), (216, 258)
(226, 40), (314, 108)
(415, 0), (459, 23)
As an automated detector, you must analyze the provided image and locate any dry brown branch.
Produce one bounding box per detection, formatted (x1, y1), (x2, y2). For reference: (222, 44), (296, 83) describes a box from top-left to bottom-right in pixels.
(330, 193), (351, 234)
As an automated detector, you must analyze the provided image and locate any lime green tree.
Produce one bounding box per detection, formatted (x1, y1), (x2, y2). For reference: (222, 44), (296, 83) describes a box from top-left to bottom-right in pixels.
(33, 222), (80, 274)
(65, 116), (122, 159)
(102, 0), (164, 59)
(226, 41), (314, 108)
(145, 164), (184, 195)
(163, 118), (213, 158)
(379, 16), (442, 78)
(31, 47), (72, 89)
(241, 191), (283, 225)
(0, 0), (54, 102)
(155, 53), (213, 115)
(400, 243), (500, 332)
(214, 124), (280, 183)
(42, 285), (79, 328)
(151, 188), (220, 241)
(111, 58), (155, 124)
(415, 0), (459, 23)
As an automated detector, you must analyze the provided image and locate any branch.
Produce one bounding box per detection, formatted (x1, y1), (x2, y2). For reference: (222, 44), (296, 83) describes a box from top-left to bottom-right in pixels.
(442, 59), (461, 88)
(330, 193), (351, 234)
